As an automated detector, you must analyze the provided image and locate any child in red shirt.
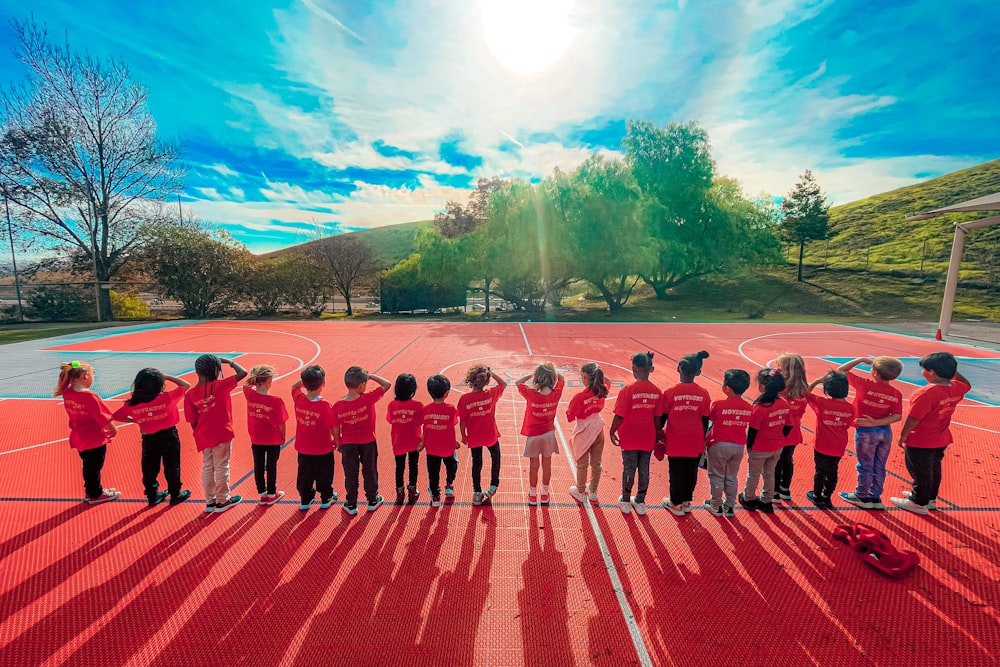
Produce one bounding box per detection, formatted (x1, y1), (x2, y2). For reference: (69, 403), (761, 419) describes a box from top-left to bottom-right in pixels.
(837, 356), (903, 510)
(332, 366), (391, 515)
(891, 352), (972, 515)
(804, 372), (854, 508)
(516, 362), (565, 506)
(185, 354), (247, 513)
(567, 362), (609, 504)
(422, 374), (459, 507)
(740, 369), (793, 514)
(55, 361), (119, 504)
(661, 350), (711, 516)
(292, 365), (337, 511)
(458, 365), (508, 506)
(774, 353), (809, 502)
(243, 365), (288, 505)
(610, 352), (661, 516)
(704, 369), (752, 517)
(386, 373), (423, 505)
(114, 367), (192, 507)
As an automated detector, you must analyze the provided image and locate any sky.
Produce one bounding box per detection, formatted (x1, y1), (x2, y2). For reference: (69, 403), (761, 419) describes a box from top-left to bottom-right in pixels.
(0, 0), (998, 254)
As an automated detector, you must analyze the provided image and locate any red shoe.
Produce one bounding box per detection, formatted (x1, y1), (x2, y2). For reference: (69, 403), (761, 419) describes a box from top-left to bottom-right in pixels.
(87, 489), (120, 505)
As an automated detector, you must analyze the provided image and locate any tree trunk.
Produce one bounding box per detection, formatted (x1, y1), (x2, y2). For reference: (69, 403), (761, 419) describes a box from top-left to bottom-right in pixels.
(345, 296), (353, 316)
(797, 242), (805, 282)
(484, 276), (491, 313)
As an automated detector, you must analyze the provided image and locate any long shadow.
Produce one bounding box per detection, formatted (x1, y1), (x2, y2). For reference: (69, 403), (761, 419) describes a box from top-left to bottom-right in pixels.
(149, 509), (366, 667)
(518, 509), (573, 666)
(579, 511), (639, 664)
(0, 513), (202, 666)
(290, 506), (406, 665)
(420, 507), (496, 663)
(0, 504), (87, 561)
(0, 510), (159, 626)
(61, 509), (270, 666)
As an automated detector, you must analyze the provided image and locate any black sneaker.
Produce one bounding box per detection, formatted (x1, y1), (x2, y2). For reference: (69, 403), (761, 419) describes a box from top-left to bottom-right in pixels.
(758, 500), (775, 514)
(148, 490), (169, 507)
(738, 492), (759, 511)
(367, 495), (384, 512)
(395, 487), (405, 505)
(214, 495), (243, 513)
(806, 491), (826, 508)
(169, 489), (192, 506)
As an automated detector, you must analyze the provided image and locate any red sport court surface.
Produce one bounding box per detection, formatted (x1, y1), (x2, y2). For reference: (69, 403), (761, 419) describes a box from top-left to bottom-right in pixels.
(1, 321), (999, 667)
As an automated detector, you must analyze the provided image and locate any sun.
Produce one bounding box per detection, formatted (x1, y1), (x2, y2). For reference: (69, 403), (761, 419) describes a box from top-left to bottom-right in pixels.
(481, 0), (574, 76)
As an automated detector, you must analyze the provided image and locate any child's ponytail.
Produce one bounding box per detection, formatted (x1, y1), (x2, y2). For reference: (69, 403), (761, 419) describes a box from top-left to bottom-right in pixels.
(581, 362), (608, 399)
(245, 365), (276, 388)
(754, 368), (786, 406)
(53, 361), (93, 397)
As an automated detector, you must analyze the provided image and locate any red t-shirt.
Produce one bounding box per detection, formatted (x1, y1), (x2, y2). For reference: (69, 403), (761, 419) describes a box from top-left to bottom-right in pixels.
(662, 382), (711, 457)
(780, 394), (808, 446)
(292, 390), (335, 455)
(566, 386), (607, 422)
(612, 380), (662, 452)
(748, 398), (792, 453)
(905, 380), (971, 448)
(518, 379), (565, 437)
(708, 396), (752, 447)
(113, 386), (186, 435)
(848, 374), (903, 422)
(806, 394), (854, 457)
(62, 388), (115, 451)
(421, 402), (458, 457)
(458, 384), (506, 448)
(332, 387), (386, 445)
(243, 385), (288, 446)
(185, 376), (240, 452)
(387, 398), (423, 455)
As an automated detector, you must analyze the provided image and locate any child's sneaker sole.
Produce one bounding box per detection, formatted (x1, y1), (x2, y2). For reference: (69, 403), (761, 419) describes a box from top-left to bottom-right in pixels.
(342, 504), (358, 515)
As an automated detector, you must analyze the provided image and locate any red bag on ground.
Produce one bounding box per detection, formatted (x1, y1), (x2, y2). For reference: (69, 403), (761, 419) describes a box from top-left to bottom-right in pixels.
(832, 522), (920, 578)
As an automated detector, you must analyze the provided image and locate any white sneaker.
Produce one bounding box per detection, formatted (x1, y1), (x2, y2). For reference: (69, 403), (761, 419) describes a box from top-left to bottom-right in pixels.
(631, 497), (647, 516)
(588, 490), (599, 502)
(903, 490), (937, 510)
(569, 486), (588, 504)
(682, 501), (693, 514)
(662, 497), (685, 517)
(890, 497), (929, 515)
(618, 496), (631, 514)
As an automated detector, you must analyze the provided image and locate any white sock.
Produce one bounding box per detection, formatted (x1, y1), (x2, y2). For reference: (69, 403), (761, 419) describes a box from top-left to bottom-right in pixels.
(530, 487), (537, 496)
(541, 485), (549, 495)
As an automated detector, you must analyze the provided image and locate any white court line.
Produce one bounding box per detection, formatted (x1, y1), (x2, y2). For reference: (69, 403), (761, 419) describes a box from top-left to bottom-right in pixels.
(554, 419), (653, 667)
(518, 322), (533, 355)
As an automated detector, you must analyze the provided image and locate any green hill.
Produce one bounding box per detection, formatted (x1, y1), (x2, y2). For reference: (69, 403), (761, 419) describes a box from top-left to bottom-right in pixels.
(263, 219), (431, 268)
(808, 158), (1000, 282)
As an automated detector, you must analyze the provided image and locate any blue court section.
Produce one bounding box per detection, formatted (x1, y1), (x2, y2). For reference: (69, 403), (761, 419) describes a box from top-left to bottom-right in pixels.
(823, 356), (1000, 405)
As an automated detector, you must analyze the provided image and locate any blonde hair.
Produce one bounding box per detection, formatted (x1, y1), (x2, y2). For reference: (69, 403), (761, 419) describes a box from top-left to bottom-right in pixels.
(873, 356), (903, 381)
(465, 364), (491, 392)
(533, 362), (557, 391)
(54, 361), (94, 397)
(246, 365), (277, 387)
(775, 353), (809, 399)
(581, 362), (608, 399)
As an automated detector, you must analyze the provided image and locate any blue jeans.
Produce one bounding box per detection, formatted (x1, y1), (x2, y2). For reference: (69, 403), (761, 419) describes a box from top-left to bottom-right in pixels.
(854, 426), (891, 500)
(621, 449), (651, 503)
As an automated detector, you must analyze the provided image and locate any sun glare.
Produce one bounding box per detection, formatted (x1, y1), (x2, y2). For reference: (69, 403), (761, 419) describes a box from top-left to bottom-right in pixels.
(481, 0), (574, 76)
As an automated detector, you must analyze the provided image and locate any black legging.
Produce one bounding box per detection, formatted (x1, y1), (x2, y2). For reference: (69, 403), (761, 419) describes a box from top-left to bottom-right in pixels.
(470, 442), (501, 492)
(252, 444), (282, 495)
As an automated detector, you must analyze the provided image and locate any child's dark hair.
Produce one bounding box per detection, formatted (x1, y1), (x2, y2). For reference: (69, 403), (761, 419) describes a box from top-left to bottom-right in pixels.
(427, 374), (451, 399)
(722, 369), (751, 396)
(919, 352), (958, 380)
(754, 368), (786, 406)
(394, 373), (417, 401)
(300, 365), (325, 391)
(581, 362), (609, 399)
(344, 366), (368, 388)
(128, 368), (165, 406)
(632, 351), (654, 369)
(194, 354), (222, 381)
(678, 350), (709, 377)
(822, 372), (850, 399)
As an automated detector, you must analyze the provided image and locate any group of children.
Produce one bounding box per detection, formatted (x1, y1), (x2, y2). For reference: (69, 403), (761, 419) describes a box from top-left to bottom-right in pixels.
(55, 347), (971, 518)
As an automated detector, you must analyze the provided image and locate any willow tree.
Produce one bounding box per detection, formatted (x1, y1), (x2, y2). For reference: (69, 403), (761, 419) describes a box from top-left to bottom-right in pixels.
(0, 18), (182, 320)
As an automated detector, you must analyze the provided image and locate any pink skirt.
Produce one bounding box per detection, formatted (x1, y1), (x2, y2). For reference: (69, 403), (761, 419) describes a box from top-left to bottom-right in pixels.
(523, 431), (559, 458)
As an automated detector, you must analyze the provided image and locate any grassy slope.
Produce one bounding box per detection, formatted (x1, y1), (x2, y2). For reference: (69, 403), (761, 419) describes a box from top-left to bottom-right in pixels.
(807, 158), (1000, 279)
(262, 220), (431, 268)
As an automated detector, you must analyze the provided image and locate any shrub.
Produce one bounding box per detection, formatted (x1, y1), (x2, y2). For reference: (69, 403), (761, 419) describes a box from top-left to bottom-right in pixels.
(27, 286), (91, 321)
(110, 291), (151, 319)
(742, 300), (766, 319)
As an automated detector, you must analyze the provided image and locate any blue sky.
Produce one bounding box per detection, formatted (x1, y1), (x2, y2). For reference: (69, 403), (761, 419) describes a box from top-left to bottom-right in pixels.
(0, 0), (997, 253)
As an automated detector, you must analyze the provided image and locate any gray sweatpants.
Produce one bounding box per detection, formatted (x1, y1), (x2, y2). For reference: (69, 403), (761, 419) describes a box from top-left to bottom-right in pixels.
(744, 448), (781, 503)
(707, 442), (745, 510)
